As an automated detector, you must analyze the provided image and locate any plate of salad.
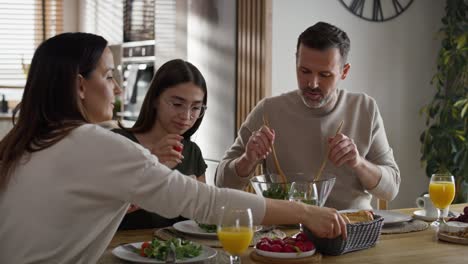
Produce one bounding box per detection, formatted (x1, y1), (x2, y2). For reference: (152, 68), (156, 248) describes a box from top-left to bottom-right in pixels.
(173, 220), (262, 238)
(112, 238), (217, 263)
(173, 220), (219, 238)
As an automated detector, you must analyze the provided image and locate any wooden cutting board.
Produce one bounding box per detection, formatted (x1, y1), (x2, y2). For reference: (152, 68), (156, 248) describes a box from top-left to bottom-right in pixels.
(438, 232), (468, 245)
(250, 251), (322, 264)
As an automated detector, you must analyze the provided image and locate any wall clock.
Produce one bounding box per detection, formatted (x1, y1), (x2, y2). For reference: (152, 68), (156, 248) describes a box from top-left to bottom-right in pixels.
(339, 0), (414, 22)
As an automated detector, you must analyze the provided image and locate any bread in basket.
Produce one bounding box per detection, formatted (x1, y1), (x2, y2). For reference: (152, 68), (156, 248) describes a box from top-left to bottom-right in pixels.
(304, 210), (384, 255)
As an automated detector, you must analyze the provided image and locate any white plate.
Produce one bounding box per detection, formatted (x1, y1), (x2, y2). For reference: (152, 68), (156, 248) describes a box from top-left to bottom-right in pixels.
(173, 220), (218, 238)
(373, 210), (413, 225)
(173, 220), (262, 238)
(339, 209), (412, 225)
(412, 210), (440, 222)
(255, 248), (316, 259)
(112, 242), (217, 263)
(438, 232), (468, 245)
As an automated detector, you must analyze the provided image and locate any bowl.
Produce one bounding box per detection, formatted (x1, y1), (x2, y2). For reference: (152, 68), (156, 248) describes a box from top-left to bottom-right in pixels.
(255, 248), (316, 259)
(289, 176), (336, 207)
(250, 173), (336, 205)
(250, 174), (291, 200)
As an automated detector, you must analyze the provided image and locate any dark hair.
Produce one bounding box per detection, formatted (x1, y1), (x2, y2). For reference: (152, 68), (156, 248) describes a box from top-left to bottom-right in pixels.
(296, 22), (350, 65)
(0, 32), (108, 189)
(127, 59), (207, 139)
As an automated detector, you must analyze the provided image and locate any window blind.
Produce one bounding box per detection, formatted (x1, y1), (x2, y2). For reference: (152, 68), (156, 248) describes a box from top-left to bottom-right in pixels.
(0, 0), (63, 88)
(80, 0), (123, 45)
(155, 0), (177, 66)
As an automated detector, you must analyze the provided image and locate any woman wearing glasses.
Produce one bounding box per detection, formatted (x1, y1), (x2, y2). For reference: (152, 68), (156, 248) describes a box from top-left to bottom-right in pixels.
(113, 59), (209, 229)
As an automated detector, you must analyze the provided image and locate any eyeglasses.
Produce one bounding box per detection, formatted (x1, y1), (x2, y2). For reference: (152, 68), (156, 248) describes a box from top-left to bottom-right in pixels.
(163, 99), (207, 119)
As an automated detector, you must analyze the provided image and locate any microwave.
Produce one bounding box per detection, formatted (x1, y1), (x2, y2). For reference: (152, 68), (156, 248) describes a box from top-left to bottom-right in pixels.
(121, 40), (156, 121)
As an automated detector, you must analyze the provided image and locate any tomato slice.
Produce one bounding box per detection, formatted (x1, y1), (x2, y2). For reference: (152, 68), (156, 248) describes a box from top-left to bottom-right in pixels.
(140, 241), (150, 257)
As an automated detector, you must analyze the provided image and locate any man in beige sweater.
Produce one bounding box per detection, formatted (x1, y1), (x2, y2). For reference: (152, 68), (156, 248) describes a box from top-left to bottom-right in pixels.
(215, 22), (400, 210)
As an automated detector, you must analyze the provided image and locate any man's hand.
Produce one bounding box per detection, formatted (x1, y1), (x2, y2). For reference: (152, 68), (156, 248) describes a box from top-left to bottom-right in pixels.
(245, 125), (275, 162)
(328, 133), (382, 190)
(235, 126), (275, 177)
(150, 134), (184, 169)
(328, 133), (363, 168)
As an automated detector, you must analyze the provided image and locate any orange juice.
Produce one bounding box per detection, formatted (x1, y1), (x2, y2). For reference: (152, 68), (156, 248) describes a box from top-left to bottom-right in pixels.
(429, 181), (455, 209)
(217, 226), (253, 255)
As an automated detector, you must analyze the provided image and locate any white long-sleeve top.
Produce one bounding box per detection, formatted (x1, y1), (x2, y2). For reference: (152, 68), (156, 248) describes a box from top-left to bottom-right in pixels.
(0, 124), (265, 263)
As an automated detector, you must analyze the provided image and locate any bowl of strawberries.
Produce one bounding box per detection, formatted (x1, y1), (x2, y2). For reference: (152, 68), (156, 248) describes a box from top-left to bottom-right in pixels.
(254, 232), (316, 259)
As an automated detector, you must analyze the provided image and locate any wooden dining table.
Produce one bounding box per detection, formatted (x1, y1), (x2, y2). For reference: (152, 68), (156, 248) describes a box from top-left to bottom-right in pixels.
(102, 203), (468, 263)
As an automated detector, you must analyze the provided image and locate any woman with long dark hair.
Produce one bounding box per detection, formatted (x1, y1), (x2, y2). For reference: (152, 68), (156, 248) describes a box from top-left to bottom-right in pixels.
(0, 32), (346, 263)
(115, 59), (209, 229)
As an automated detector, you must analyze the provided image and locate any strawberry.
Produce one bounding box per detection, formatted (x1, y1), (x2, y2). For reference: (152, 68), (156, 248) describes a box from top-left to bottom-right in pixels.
(303, 241), (315, 251)
(270, 238), (285, 247)
(294, 241), (307, 252)
(257, 242), (272, 252)
(295, 232), (308, 242)
(270, 244), (283, 252)
(283, 244), (296, 252)
(260, 237), (272, 244)
(173, 145), (183, 152)
(283, 237), (296, 245)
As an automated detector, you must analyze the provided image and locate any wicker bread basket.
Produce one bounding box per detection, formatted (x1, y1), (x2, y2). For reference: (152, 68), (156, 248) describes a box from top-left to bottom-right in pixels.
(304, 215), (384, 255)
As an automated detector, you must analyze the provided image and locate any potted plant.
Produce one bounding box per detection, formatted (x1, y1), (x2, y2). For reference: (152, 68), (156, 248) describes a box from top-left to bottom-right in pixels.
(420, 0), (468, 203)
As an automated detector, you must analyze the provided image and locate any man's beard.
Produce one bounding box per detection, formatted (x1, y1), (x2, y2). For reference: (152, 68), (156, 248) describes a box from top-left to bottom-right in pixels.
(299, 87), (337, 109)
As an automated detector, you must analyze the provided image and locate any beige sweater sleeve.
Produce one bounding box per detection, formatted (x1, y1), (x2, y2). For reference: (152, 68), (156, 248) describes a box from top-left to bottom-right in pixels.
(215, 99), (266, 189)
(364, 100), (400, 201)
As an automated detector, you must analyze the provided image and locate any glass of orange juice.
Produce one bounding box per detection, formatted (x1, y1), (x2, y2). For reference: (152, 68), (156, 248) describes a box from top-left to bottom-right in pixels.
(217, 207), (253, 264)
(428, 173), (455, 227)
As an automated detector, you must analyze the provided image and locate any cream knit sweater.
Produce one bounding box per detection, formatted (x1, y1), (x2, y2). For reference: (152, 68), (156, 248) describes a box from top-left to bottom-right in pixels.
(216, 89), (400, 210)
(0, 124), (265, 263)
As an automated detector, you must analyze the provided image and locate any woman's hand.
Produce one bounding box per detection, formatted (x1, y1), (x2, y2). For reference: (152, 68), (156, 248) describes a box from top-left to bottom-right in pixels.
(150, 134), (184, 169)
(126, 204), (140, 214)
(301, 205), (348, 240)
(196, 174), (206, 183)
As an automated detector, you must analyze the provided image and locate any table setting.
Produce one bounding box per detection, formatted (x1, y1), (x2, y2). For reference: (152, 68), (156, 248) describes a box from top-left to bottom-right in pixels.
(99, 171), (468, 263)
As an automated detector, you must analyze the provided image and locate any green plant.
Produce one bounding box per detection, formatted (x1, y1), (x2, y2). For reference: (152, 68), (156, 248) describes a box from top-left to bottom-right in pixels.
(420, 0), (468, 202)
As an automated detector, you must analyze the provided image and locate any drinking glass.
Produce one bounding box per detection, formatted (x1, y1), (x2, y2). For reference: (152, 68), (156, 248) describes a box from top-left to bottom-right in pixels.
(217, 207), (254, 264)
(428, 173), (455, 227)
(288, 181), (318, 231)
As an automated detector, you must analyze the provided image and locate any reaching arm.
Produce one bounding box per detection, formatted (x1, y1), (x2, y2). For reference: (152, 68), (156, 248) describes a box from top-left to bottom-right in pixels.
(196, 174), (206, 183)
(263, 198), (347, 239)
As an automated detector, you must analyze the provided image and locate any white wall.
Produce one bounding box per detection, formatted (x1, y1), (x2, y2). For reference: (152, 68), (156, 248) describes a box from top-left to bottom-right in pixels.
(272, 0), (445, 209)
(63, 0), (78, 32)
(187, 0), (236, 165)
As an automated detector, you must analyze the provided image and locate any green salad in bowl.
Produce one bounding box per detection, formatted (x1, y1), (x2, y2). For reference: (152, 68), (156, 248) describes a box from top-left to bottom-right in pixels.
(250, 174), (291, 200)
(261, 184), (289, 199)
